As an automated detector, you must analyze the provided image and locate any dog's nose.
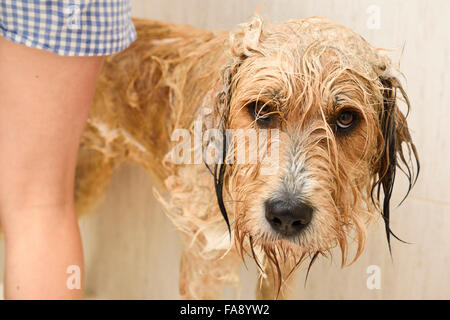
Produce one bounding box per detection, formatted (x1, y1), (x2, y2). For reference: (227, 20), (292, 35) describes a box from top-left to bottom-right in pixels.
(265, 199), (313, 236)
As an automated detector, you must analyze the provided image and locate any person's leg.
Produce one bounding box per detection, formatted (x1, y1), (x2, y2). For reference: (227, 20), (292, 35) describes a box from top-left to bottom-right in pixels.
(0, 36), (103, 299)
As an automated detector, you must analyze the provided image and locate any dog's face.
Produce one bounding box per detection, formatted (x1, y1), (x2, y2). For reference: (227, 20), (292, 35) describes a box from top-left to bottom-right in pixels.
(214, 17), (418, 274)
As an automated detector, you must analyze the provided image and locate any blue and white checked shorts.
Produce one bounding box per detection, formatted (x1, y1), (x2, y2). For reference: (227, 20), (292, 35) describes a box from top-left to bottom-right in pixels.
(0, 0), (137, 56)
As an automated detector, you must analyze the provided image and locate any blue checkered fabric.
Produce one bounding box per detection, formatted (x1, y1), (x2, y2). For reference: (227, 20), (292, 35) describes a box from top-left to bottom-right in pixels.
(0, 0), (137, 56)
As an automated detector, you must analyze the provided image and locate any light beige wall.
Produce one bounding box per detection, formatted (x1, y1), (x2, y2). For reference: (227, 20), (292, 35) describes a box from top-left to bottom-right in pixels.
(1, 0), (449, 299)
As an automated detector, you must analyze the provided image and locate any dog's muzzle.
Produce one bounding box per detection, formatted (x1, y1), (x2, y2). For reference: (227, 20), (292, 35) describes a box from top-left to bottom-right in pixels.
(265, 197), (313, 237)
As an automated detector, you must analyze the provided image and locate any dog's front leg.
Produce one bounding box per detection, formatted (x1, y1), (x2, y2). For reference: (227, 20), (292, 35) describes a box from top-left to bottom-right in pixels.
(178, 248), (242, 300)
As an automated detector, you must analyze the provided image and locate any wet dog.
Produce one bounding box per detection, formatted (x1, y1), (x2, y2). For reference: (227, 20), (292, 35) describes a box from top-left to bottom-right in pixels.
(75, 16), (419, 299)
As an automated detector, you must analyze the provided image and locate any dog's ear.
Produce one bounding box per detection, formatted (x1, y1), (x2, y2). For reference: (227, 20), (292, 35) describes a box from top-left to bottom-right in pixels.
(209, 16), (265, 232)
(211, 67), (232, 233)
(373, 75), (419, 253)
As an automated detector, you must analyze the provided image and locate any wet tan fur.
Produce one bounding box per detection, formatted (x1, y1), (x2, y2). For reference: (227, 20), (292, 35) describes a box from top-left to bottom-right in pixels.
(75, 17), (418, 299)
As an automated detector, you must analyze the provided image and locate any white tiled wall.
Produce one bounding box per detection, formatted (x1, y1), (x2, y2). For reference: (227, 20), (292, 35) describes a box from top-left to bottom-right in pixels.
(1, 0), (449, 299)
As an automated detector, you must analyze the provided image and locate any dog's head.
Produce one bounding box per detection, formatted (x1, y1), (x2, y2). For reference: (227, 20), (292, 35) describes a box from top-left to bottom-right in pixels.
(212, 17), (419, 282)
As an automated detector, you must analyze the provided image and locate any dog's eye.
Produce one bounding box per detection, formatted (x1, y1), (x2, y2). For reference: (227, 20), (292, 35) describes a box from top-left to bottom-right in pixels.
(336, 110), (356, 129)
(248, 101), (274, 126)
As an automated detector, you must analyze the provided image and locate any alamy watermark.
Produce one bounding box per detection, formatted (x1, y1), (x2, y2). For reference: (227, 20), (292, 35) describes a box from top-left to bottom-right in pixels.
(66, 265), (81, 290)
(366, 5), (381, 30)
(63, 3), (81, 30)
(366, 265), (381, 290)
(165, 108), (280, 175)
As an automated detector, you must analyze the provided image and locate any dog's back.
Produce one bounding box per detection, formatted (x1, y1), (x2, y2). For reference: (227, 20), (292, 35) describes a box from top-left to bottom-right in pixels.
(75, 19), (229, 213)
